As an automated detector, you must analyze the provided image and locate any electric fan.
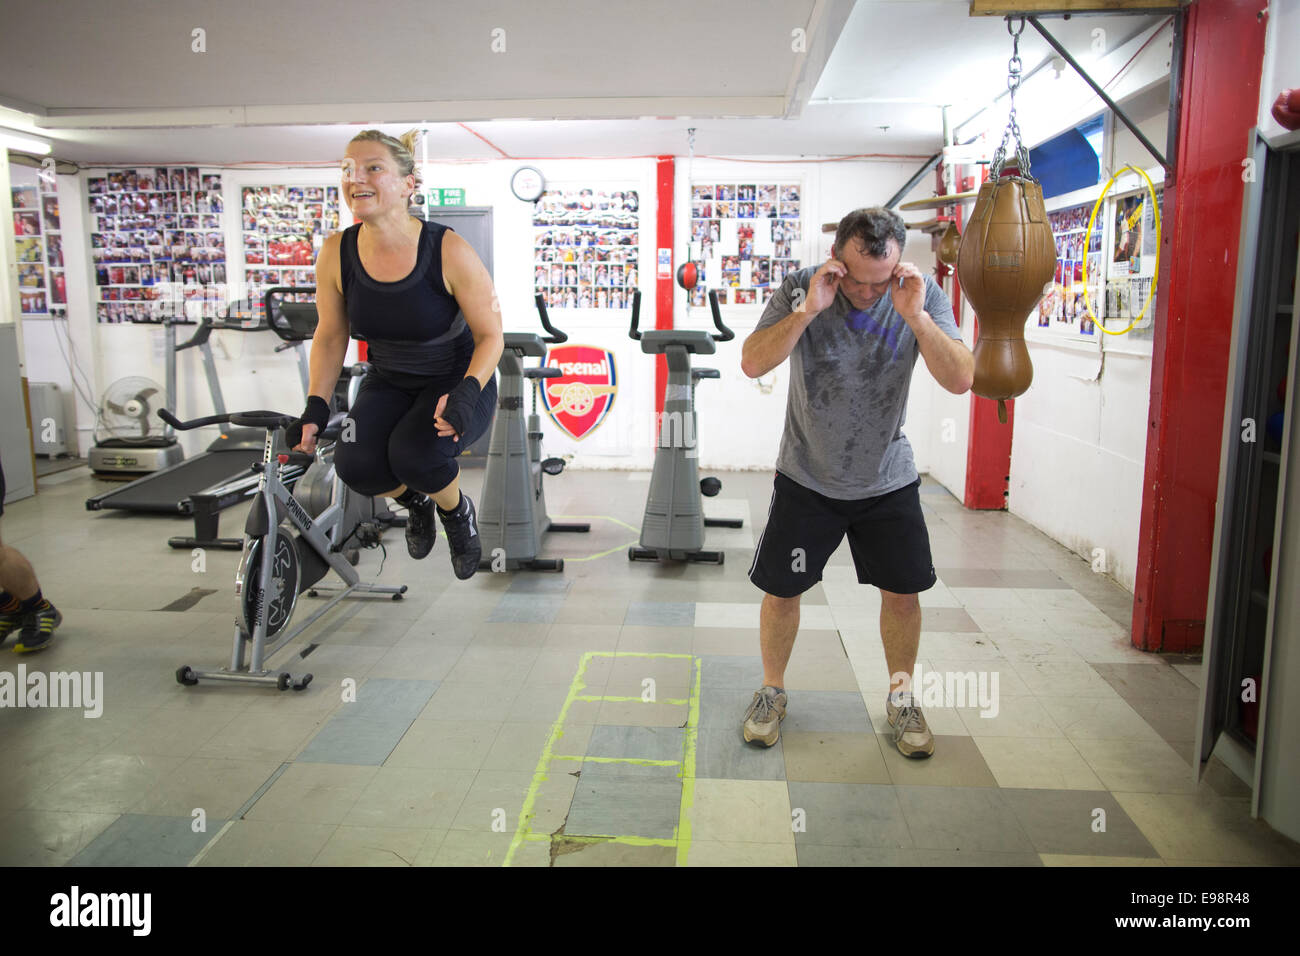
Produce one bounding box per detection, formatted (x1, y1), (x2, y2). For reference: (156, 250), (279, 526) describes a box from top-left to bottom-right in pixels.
(88, 376), (184, 476)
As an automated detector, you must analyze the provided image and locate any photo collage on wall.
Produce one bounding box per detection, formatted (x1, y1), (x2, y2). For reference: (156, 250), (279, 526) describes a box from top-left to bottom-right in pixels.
(87, 167), (226, 324)
(1105, 188), (1161, 341)
(532, 187), (640, 310)
(1037, 202), (1103, 337)
(11, 175), (64, 316)
(241, 184), (341, 307)
(689, 183), (802, 307)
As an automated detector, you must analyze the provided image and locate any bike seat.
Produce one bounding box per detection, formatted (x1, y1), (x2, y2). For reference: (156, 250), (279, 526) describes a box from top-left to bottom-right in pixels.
(693, 368), (720, 380)
(525, 366), (563, 380)
(503, 332), (547, 357)
(638, 330), (717, 355)
(319, 411), (348, 442)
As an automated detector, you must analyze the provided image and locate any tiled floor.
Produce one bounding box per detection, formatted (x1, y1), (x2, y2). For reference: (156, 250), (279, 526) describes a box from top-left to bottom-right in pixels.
(1, 465), (1296, 867)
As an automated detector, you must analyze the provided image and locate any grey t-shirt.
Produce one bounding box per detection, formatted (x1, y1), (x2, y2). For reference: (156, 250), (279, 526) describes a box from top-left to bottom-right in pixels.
(755, 266), (962, 500)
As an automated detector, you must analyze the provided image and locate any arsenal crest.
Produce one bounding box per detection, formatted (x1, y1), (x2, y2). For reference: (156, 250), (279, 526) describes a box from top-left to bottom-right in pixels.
(541, 344), (618, 440)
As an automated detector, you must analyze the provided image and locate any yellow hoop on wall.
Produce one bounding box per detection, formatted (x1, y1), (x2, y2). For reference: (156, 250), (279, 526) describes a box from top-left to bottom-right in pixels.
(1081, 164), (1162, 336)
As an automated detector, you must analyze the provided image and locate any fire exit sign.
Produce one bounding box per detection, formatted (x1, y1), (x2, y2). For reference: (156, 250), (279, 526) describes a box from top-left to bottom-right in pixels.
(427, 188), (465, 207)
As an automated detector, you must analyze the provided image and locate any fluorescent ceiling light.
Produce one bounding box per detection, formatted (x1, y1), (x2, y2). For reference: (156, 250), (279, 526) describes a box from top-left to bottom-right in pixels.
(0, 130), (51, 154)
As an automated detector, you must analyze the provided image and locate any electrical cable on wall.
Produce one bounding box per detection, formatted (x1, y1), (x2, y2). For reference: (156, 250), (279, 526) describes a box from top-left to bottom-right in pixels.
(49, 314), (98, 416)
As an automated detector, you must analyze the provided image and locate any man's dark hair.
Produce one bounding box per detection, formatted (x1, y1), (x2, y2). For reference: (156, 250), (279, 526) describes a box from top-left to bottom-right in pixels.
(834, 207), (906, 260)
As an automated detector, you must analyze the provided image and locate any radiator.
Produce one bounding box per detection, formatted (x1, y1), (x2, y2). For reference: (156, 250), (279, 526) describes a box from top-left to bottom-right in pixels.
(28, 382), (69, 456)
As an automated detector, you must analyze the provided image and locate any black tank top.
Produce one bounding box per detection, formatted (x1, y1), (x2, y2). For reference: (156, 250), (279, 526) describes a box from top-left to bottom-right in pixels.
(340, 218), (473, 378)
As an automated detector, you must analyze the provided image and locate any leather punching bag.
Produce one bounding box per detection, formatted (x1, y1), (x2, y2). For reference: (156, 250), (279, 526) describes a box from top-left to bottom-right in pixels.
(956, 174), (1056, 423)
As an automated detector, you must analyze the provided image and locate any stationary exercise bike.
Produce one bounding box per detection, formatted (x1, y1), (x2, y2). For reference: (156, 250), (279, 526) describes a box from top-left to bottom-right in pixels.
(627, 289), (743, 563)
(162, 399), (407, 690)
(476, 294), (590, 572)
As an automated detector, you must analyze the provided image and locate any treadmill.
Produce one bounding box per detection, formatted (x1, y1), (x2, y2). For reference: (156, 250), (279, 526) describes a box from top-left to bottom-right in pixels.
(171, 288), (328, 549)
(85, 294), (314, 549)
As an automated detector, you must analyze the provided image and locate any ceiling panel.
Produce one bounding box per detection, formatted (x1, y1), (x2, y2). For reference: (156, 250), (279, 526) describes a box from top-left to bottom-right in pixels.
(0, 0), (816, 110)
(0, 0), (1172, 165)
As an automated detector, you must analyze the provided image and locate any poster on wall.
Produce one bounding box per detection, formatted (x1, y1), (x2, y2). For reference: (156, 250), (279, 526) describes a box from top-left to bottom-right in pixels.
(1032, 201), (1101, 343)
(241, 184), (341, 307)
(87, 167), (226, 324)
(11, 183), (64, 316)
(690, 182), (802, 307)
(1102, 187), (1161, 345)
(532, 186), (640, 310)
(1029, 182), (1162, 351)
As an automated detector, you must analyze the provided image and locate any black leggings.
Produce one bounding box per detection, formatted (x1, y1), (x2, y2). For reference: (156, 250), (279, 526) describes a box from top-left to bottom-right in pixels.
(334, 368), (497, 498)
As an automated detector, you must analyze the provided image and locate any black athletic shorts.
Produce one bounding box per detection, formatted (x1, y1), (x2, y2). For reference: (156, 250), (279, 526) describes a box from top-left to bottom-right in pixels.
(748, 471), (936, 597)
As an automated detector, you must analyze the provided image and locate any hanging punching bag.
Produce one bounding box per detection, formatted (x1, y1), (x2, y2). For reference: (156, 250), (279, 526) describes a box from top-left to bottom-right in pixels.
(955, 16), (1056, 425)
(957, 174), (1055, 423)
(937, 221), (961, 266)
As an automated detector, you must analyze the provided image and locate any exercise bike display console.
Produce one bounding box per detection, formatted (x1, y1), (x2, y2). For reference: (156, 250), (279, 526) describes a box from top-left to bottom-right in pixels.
(627, 289), (743, 563)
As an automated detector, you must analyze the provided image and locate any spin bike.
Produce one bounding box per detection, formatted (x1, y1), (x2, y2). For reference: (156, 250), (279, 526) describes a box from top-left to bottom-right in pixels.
(628, 288), (743, 563)
(162, 399), (407, 690)
(476, 294), (590, 572)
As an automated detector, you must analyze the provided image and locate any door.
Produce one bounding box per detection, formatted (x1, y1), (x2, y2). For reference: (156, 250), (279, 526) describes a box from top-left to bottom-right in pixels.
(423, 206), (494, 461)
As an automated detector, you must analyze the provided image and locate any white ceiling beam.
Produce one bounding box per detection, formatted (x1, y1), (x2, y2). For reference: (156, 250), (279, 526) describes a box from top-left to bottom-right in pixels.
(782, 0), (857, 119)
(36, 96), (790, 131)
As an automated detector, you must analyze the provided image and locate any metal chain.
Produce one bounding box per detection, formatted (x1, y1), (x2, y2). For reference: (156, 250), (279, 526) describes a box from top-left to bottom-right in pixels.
(990, 16), (1033, 180)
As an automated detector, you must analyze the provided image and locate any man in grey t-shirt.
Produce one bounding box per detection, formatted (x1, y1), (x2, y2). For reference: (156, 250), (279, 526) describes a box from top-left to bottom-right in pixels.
(738, 207), (973, 759)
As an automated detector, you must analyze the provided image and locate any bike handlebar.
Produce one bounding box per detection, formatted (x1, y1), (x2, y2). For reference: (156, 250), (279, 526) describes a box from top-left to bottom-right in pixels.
(159, 409), (296, 431)
(626, 288), (734, 342)
(628, 290), (643, 340)
(533, 294), (569, 344)
(707, 289), (735, 342)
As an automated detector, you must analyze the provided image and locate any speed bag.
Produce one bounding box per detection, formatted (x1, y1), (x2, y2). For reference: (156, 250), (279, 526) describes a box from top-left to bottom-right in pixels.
(956, 175), (1056, 423)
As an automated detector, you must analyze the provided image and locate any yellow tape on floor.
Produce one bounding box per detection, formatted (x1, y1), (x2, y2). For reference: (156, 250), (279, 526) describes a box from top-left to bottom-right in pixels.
(504, 650), (701, 867)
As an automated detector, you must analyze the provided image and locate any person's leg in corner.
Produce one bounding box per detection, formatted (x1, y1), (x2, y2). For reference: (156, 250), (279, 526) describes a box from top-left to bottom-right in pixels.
(0, 463), (62, 652)
(743, 471), (845, 746)
(389, 374), (498, 580)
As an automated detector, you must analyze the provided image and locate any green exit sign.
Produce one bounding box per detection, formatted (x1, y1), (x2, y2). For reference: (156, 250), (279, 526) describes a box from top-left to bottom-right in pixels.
(427, 188), (465, 207)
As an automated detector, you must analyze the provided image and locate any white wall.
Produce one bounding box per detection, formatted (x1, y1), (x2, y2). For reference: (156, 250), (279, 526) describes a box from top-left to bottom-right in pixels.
(925, 280), (976, 496)
(53, 152), (940, 470)
(1258, 0), (1300, 144)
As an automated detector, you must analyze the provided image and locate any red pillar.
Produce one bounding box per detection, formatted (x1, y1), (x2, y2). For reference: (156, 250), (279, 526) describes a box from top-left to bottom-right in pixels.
(959, 164), (1014, 510)
(1132, 0), (1268, 651)
(654, 156), (675, 418)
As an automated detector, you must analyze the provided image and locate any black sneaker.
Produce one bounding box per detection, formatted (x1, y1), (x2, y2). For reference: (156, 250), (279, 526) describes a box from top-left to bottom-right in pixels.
(404, 493), (437, 560)
(438, 493), (481, 580)
(0, 607), (23, 645)
(14, 604), (62, 653)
